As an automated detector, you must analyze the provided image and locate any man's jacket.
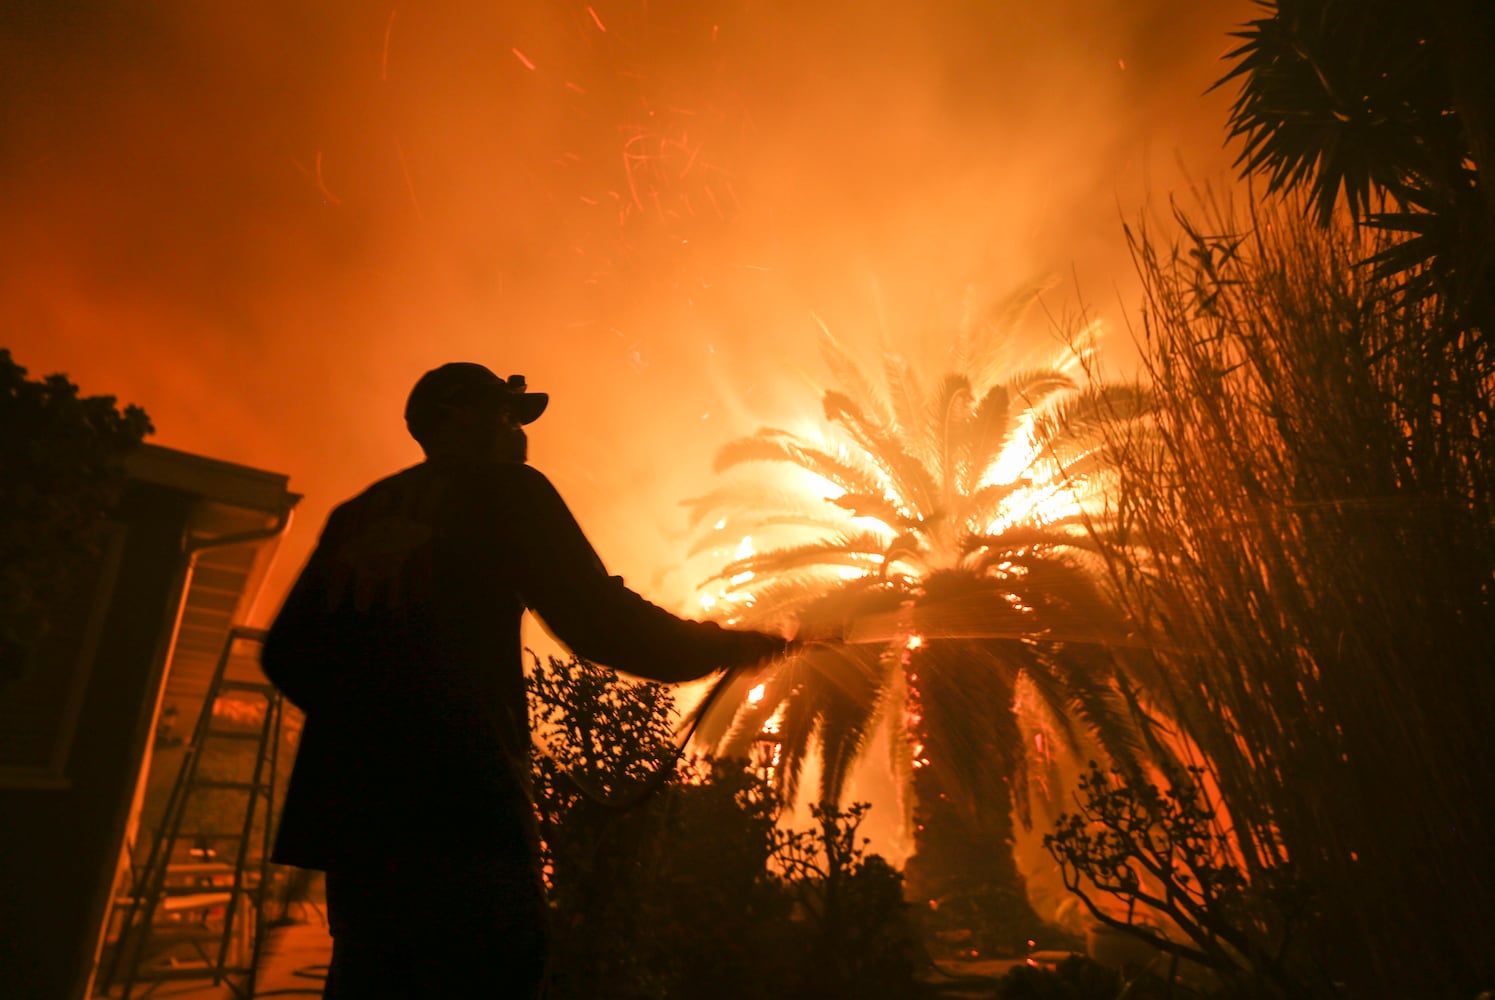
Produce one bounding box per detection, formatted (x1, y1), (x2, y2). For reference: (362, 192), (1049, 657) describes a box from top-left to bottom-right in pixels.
(261, 459), (784, 872)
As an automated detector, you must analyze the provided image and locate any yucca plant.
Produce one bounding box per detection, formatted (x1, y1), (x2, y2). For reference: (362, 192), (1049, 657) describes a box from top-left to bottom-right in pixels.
(1089, 194), (1495, 999)
(687, 311), (1151, 947)
(1218, 0), (1494, 340)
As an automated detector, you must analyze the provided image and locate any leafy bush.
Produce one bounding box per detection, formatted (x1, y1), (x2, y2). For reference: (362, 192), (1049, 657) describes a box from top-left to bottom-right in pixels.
(772, 802), (923, 997)
(0, 349), (151, 685)
(528, 655), (925, 999)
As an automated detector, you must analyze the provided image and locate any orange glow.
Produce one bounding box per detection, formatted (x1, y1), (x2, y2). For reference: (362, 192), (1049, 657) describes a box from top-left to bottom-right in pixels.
(0, 1), (1248, 633)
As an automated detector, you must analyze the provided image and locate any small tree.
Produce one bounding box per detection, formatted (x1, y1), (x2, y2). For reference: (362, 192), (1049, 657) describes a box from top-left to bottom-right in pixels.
(0, 349), (151, 685)
(1046, 763), (1332, 999)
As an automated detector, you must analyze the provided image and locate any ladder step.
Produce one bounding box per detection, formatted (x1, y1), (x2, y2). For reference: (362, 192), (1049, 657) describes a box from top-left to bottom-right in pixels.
(192, 779), (270, 792)
(159, 891), (234, 912)
(218, 679), (275, 694)
(203, 729), (266, 742)
(130, 963), (255, 982)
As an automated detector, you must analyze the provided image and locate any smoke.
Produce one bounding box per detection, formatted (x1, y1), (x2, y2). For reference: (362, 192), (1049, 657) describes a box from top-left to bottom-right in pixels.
(1, 0), (1251, 614)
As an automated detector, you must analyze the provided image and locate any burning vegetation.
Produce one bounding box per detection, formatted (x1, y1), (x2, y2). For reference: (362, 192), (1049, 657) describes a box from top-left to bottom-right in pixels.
(682, 314), (1154, 953)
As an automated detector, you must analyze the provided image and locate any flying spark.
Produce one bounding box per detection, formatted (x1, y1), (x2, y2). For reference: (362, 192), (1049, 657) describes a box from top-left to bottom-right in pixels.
(381, 10), (397, 81)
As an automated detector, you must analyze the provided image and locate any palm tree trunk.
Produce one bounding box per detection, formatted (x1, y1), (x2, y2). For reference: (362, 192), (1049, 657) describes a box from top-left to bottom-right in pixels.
(899, 647), (1044, 954)
(903, 762), (1044, 956)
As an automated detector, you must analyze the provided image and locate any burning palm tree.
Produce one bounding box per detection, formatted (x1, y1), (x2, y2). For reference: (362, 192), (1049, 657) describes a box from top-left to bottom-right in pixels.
(689, 313), (1149, 946)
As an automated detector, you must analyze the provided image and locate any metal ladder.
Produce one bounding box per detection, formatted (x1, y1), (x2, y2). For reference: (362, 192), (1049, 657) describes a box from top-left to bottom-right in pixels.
(100, 626), (283, 998)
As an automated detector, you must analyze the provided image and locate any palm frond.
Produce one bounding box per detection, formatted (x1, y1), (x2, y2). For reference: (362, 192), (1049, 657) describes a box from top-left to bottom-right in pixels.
(686, 513), (847, 560)
(691, 667), (776, 750)
(962, 524), (1093, 562)
(928, 373), (975, 500)
(1004, 367), (1078, 411)
(765, 680), (821, 805)
(721, 572), (905, 631)
(707, 532), (890, 587)
(962, 385), (1018, 494)
(957, 280), (1051, 386)
(1012, 658), (1083, 772)
(817, 318), (894, 428)
(682, 481), (847, 530)
(827, 491), (916, 532)
(713, 428), (888, 500)
(1033, 383), (1153, 455)
(1050, 649), (1144, 775)
(810, 643), (897, 803)
(884, 355), (930, 463)
(823, 391), (940, 523)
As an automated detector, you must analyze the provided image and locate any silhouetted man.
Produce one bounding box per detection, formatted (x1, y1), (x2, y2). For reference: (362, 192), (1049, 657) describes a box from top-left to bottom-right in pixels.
(261, 363), (790, 998)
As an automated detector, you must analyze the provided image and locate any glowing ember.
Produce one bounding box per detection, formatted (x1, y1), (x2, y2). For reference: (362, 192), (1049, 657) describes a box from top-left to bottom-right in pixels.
(747, 683), (765, 703)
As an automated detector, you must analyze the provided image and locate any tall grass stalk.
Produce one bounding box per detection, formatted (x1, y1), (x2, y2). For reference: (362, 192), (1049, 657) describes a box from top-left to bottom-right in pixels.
(1090, 196), (1494, 999)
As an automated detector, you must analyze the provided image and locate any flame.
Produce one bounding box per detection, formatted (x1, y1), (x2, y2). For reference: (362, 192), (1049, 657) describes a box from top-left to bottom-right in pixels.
(986, 482), (1084, 535)
(747, 683), (765, 703)
(984, 414), (1039, 486)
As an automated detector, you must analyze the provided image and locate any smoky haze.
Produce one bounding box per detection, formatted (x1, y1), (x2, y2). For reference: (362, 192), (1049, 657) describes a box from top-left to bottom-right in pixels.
(2, 0), (1250, 618)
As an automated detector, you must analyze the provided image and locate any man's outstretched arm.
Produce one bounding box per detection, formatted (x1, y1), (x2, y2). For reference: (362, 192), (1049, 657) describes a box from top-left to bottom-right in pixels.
(505, 465), (787, 683)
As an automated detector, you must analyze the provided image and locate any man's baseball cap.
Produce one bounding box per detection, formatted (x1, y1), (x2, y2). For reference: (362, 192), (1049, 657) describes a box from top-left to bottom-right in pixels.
(405, 363), (549, 445)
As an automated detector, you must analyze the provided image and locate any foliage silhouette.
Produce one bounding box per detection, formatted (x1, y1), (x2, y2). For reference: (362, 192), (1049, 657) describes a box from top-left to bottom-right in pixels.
(0, 349), (152, 686)
(1046, 762), (1332, 999)
(1089, 196), (1495, 997)
(528, 654), (924, 999)
(1217, 0), (1495, 338)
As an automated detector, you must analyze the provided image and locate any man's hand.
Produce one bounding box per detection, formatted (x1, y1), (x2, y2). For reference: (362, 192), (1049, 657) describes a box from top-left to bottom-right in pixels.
(786, 616), (849, 655)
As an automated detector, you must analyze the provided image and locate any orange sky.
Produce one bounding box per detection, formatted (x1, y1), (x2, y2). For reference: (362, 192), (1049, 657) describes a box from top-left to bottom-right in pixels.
(2, 0), (1250, 622)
